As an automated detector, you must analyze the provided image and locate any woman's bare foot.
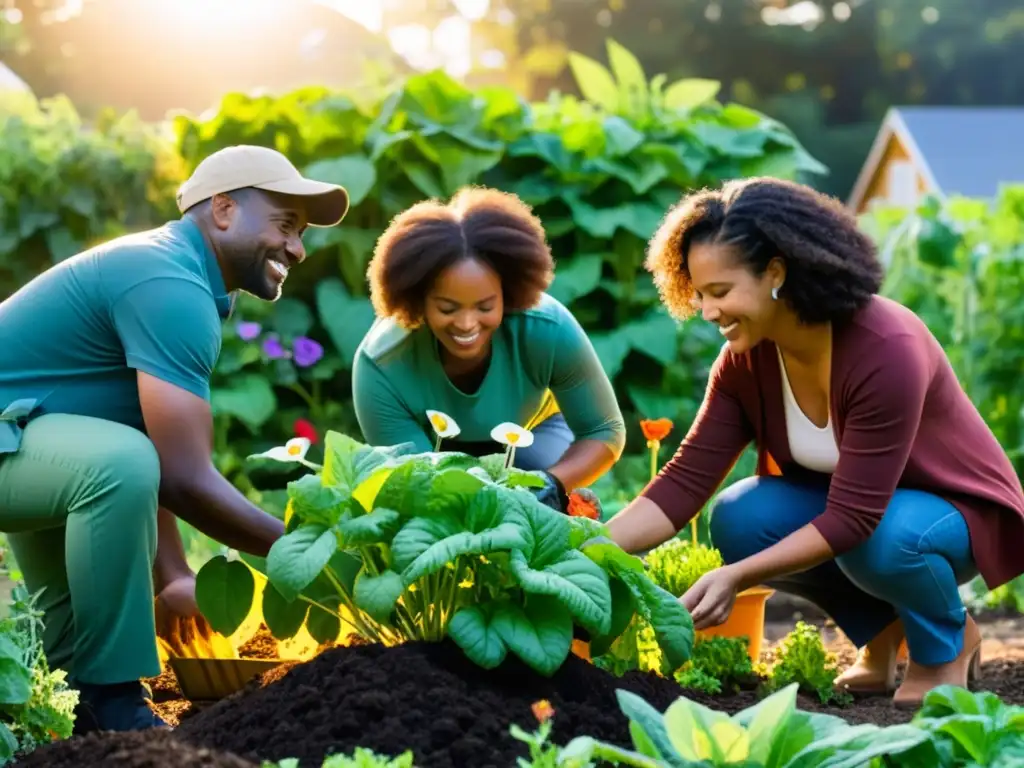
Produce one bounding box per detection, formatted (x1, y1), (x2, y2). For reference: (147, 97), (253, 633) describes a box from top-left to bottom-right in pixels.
(833, 619), (906, 696)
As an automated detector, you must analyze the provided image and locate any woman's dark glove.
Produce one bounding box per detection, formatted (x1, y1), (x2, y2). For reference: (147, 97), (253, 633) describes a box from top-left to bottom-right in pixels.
(531, 471), (569, 513)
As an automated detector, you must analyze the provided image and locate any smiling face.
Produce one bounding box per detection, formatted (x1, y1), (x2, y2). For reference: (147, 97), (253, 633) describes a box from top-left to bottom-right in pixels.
(424, 257), (504, 366)
(209, 190), (309, 301)
(687, 240), (785, 354)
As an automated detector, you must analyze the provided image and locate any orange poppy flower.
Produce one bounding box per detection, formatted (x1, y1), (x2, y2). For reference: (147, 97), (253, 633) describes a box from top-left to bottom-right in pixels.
(568, 490), (600, 520)
(531, 699), (555, 723)
(640, 418), (673, 442)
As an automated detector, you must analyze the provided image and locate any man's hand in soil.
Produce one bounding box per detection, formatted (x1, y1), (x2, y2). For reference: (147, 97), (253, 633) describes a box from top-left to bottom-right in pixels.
(154, 575), (219, 657)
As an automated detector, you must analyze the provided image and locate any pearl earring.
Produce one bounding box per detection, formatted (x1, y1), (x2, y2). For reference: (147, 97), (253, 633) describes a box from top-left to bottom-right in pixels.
(771, 286), (779, 300)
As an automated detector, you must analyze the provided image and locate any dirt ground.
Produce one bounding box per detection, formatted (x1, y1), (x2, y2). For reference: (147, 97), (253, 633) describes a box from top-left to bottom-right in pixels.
(18, 605), (1024, 768)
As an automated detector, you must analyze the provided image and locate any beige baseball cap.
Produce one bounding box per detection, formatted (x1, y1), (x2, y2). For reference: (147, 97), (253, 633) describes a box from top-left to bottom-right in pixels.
(176, 145), (349, 227)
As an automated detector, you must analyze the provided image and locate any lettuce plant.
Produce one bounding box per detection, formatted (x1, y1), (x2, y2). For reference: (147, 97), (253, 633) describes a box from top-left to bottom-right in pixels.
(556, 683), (929, 767)
(196, 430), (694, 676)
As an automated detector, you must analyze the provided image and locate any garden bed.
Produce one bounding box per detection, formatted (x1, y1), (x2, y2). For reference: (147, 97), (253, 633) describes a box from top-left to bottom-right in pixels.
(17, 612), (1024, 767)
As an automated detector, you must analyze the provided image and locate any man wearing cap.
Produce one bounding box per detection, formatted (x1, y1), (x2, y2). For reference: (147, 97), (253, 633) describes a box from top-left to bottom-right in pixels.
(0, 145), (349, 733)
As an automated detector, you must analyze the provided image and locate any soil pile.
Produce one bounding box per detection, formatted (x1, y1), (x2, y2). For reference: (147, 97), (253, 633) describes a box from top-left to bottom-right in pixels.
(173, 639), (688, 768)
(13, 729), (256, 768)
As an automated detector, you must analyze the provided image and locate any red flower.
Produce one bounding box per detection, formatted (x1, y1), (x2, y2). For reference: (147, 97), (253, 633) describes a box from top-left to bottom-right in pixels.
(294, 418), (318, 443)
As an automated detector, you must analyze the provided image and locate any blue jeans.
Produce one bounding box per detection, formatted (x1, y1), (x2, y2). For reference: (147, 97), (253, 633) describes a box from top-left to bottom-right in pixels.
(709, 475), (978, 665)
(514, 413), (573, 471)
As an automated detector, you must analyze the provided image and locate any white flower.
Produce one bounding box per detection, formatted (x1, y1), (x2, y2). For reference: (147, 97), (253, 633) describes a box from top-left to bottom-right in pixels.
(490, 422), (534, 448)
(426, 410), (461, 439)
(248, 437), (311, 463)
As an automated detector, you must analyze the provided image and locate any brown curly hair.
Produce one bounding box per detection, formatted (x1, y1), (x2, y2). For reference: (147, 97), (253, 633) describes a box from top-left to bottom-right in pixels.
(645, 177), (884, 325)
(366, 187), (555, 329)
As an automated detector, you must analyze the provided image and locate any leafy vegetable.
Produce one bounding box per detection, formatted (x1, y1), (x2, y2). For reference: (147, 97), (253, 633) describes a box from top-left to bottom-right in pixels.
(196, 430), (694, 676)
(0, 584), (79, 764)
(759, 622), (852, 707)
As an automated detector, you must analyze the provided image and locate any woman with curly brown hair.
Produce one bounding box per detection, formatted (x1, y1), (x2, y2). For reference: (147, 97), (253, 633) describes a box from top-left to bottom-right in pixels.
(352, 186), (626, 513)
(606, 176), (1024, 707)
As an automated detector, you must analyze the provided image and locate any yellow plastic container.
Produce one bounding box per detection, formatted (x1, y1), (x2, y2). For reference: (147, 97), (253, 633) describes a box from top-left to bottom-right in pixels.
(696, 586), (774, 662)
(168, 657), (283, 701)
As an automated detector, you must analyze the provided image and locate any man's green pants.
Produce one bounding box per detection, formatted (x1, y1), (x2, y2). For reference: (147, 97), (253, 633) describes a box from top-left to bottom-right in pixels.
(0, 413), (162, 684)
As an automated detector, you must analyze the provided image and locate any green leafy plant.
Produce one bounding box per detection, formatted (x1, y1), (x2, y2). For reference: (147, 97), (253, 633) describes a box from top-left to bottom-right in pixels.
(558, 683), (928, 767)
(0, 583), (79, 765)
(674, 635), (756, 695)
(196, 430), (695, 677)
(758, 621), (852, 707)
(644, 538), (724, 597)
(885, 685), (1024, 767)
(266, 748), (414, 768)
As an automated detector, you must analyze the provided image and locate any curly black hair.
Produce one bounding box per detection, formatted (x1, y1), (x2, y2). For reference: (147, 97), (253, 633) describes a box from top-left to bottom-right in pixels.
(366, 187), (555, 329)
(645, 176), (884, 325)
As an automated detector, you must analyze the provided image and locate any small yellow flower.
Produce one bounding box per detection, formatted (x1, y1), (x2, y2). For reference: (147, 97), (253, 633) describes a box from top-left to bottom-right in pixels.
(426, 410), (461, 439)
(248, 437), (311, 463)
(490, 422), (534, 448)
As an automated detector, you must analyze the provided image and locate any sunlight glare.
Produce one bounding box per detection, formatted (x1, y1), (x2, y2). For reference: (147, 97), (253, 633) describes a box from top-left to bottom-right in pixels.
(147, 0), (283, 27)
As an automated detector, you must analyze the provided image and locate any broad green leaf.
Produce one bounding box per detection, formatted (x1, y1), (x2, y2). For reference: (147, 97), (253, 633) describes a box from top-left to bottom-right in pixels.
(447, 605), (508, 669)
(398, 486), (530, 583)
(662, 78), (721, 110)
(603, 116), (645, 157)
(509, 548), (612, 636)
(353, 568), (404, 622)
(315, 278), (376, 367)
(337, 507), (402, 545)
(567, 52), (620, 113)
(511, 488), (572, 566)
(286, 474), (349, 526)
(787, 722), (929, 768)
(428, 467), (486, 516)
(491, 597), (573, 676)
(211, 374), (277, 430)
(740, 683), (798, 765)
(606, 38), (648, 117)
(665, 696), (749, 764)
(0, 637), (31, 706)
(195, 555), (256, 637)
(271, 297), (314, 338)
(588, 577), (637, 657)
(261, 581), (308, 639)
(617, 567), (695, 670)
(322, 430), (415, 496)
(306, 600), (342, 645)
(548, 253), (604, 306)
(266, 524), (338, 601)
(0, 721), (16, 760)
(390, 514), (461, 574)
(615, 689), (685, 766)
(371, 458), (434, 518)
(303, 154), (377, 206)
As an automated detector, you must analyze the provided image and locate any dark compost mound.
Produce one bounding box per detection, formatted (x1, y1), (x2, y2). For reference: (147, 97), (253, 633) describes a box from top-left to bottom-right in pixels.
(173, 639), (689, 768)
(14, 728), (257, 768)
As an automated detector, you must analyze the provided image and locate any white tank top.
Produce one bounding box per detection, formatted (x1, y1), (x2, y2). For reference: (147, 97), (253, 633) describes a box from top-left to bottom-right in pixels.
(777, 346), (839, 474)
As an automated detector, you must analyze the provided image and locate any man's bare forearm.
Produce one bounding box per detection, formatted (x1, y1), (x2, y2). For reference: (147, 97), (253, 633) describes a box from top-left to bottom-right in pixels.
(160, 465), (284, 557)
(154, 507), (194, 591)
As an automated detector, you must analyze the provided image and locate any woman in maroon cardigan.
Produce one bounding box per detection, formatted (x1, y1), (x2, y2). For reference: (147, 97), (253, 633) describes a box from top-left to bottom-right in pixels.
(607, 177), (1024, 708)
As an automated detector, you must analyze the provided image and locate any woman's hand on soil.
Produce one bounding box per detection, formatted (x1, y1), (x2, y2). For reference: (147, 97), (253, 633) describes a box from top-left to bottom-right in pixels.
(681, 566), (741, 630)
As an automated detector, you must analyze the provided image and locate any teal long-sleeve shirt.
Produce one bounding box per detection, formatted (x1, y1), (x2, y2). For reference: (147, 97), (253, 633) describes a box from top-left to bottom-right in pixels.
(351, 293), (626, 460)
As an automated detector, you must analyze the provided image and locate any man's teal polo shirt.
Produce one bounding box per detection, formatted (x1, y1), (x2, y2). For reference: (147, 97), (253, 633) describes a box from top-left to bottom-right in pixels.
(0, 217), (233, 450)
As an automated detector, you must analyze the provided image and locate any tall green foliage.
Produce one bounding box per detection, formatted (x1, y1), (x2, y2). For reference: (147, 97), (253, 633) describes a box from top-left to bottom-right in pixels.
(0, 91), (183, 295)
(165, 40), (823, 484)
(864, 187), (1024, 476)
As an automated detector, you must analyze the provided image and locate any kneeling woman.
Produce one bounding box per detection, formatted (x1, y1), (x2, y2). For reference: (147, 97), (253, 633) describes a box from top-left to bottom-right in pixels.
(352, 187), (626, 512)
(607, 177), (1024, 706)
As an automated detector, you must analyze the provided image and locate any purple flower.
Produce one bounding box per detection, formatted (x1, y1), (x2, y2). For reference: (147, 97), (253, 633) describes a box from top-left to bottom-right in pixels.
(293, 337), (324, 368)
(236, 321), (262, 341)
(262, 335), (287, 360)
